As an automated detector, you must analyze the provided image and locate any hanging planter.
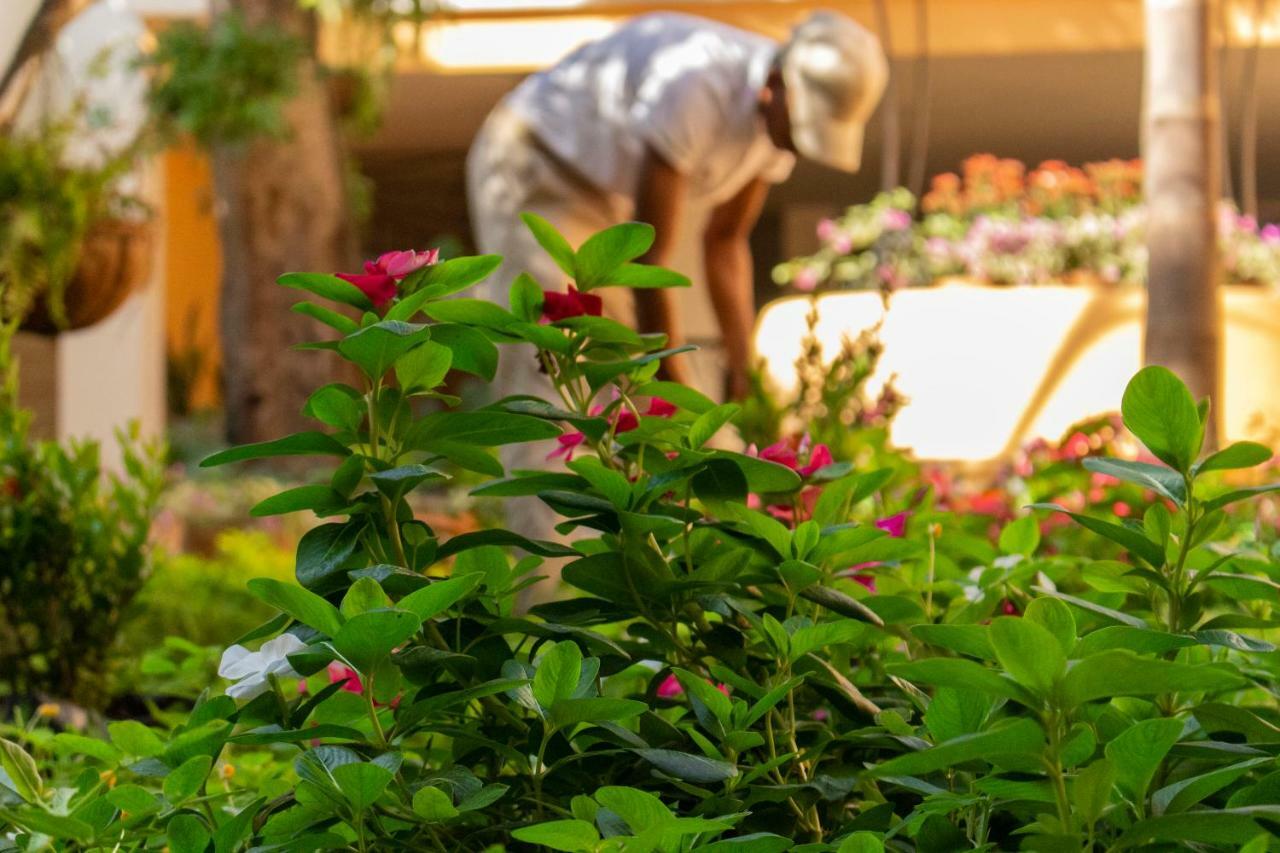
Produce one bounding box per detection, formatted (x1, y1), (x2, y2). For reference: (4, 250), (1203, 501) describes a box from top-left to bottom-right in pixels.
(20, 218), (153, 335)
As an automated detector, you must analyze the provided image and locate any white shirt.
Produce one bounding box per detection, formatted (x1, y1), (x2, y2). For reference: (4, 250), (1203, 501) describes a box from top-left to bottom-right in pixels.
(505, 13), (796, 216)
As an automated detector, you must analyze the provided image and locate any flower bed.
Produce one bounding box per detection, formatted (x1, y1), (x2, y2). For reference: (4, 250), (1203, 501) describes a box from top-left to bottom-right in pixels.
(773, 155), (1280, 296)
(4, 219), (1280, 851)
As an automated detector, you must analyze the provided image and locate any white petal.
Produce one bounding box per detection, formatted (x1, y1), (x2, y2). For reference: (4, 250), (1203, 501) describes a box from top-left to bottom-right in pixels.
(218, 645), (257, 679)
(258, 633), (308, 663)
(225, 674), (268, 701)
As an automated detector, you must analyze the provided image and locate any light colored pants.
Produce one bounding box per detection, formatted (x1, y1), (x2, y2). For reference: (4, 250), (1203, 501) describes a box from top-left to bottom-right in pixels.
(466, 106), (729, 590)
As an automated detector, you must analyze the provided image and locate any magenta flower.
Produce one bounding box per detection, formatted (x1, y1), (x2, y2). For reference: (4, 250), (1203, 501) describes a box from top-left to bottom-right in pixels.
(547, 432), (586, 462)
(337, 247), (439, 308)
(875, 512), (910, 538)
(328, 662), (363, 694)
(656, 673), (730, 699)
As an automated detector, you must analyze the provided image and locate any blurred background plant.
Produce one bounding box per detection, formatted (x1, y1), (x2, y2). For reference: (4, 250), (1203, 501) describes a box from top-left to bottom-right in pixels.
(774, 155), (1280, 297)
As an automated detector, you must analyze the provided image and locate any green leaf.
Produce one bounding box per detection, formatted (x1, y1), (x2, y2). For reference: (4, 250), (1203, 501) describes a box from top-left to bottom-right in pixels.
(688, 403), (740, 450)
(370, 463), (446, 500)
(201, 431), (351, 467)
(50, 733), (120, 764)
(1062, 651), (1245, 706)
(163, 755), (213, 805)
(248, 577), (345, 636)
(574, 222), (654, 288)
(421, 298), (519, 332)
(1121, 366), (1204, 472)
(722, 503), (792, 558)
(407, 410), (561, 449)
(435, 529), (577, 560)
(568, 457), (632, 508)
(605, 262), (692, 289)
(692, 458), (749, 507)
(1034, 588), (1148, 629)
(635, 749), (738, 783)
(911, 624), (996, 660)
(0, 808), (92, 841)
(0, 739), (41, 802)
(338, 320), (431, 379)
(401, 254), (503, 301)
(867, 718), (1045, 778)
(593, 786), (673, 832)
(1073, 626), (1197, 658)
(107, 783), (162, 815)
(1082, 457), (1187, 505)
(108, 721), (165, 759)
(167, 813), (212, 853)
(1153, 757), (1271, 815)
(341, 577), (391, 618)
(250, 484), (348, 518)
(710, 450), (802, 493)
(412, 786), (459, 821)
(293, 300), (359, 334)
(1117, 808), (1280, 848)
(549, 697), (647, 728)
(304, 384), (364, 431)
(837, 833), (886, 853)
(512, 819), (600, 852)
(395, 341), (453, 394)
(521, 213), (577, 277)
(296, 522), (362, 591)
(534, 641), (583, 711)
(332, 610), (422, 673)
(580, 345), (698, 389)
(430, 323), (498, 381)
(509, 272), (545, 321)
(989, 616), (1065, 696)
(635, 380), (715, 413)
(332, 762), (394, 813)
(1203, 483), (1280, 512)
(674, 668), (733, 725)
(1195, 441), (1273, 474)
(998, 516), (1041, 556)
(888, 658), (1035, 706)
(397, 574), (483, 621)
(1105, 717), (1185, 802)
(924, 688), (994, 743)
(1024, 597), (1076, 656)
(1073, 759), (1116, 828)
(1029, 504), (1165, 567)
(279, 272), (374, 311)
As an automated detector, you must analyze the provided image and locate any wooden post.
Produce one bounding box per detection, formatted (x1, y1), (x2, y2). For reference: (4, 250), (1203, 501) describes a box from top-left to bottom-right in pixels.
(1143, 0), (1222, 441)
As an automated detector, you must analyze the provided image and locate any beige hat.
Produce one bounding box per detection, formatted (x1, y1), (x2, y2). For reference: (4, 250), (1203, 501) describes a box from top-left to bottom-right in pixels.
(779, 11), (889, 172)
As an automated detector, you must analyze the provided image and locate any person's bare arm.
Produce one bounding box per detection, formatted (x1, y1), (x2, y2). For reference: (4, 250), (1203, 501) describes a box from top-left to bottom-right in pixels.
(632, 147), (694, 385)
(703, 177), (769, 400)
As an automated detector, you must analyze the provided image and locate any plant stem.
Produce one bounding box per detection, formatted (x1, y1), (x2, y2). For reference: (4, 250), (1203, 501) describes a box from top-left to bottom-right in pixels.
(365, 673), (388, 749)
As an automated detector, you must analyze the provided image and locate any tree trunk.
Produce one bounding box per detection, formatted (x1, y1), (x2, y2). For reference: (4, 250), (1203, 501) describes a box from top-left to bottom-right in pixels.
(1143, 0), (1222, 441)
(214, 0), (359, 444)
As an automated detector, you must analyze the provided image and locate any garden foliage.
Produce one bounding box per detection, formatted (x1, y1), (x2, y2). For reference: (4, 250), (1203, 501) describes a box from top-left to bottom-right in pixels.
(6, 218), (1280, 851)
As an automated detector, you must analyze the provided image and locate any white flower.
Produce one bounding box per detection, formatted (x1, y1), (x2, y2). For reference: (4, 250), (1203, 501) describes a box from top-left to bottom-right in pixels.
(218, 634), (308, 700)
(993, 554), (1024, 570)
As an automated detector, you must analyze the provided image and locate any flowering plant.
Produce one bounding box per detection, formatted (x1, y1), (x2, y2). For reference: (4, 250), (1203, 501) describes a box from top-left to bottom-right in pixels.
(775, 155), (1280, 296)
(9, 221), (1280, 851)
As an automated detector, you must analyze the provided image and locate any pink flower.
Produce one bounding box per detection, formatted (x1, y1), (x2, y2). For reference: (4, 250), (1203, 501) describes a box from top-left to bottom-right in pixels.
(881, 208), (912, 231)
(542, 285), (603, 322)
(328, 662), (363, 694)
(337, 248), (439, 308)
(800, 443), (834, 477)
(875, 512), (909, 538)
(656, 673), (729, 699)
(547, 432), (587, 462)
(793, 268), (820, 292)
(1262, 224), (1280, 244)
(372, 248), (439, 278)
(758, 440), (799, 471)
(850, 573), (877, 593)
(1001, 599), (1021, 616)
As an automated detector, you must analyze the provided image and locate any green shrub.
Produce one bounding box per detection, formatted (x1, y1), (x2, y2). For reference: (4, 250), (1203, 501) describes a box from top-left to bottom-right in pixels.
(4, 220), (1280, 851)
(0, 406), (164, 707)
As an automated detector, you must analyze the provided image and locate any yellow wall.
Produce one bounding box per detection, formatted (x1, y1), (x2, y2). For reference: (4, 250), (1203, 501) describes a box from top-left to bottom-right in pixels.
(163, 142), (222, 411)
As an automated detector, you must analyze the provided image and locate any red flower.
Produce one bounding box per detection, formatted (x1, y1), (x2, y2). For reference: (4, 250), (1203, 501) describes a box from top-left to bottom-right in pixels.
(850, 573), (877, 593)
(875, 511), (909, 538)
(337, 248), (439, 309)
(327, 662), (363, 694)
(542, 285), (603, 322)
(1001, 599), (1021, 616)
(547, 398), (675, 464)
(754, 434), (833, 477)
